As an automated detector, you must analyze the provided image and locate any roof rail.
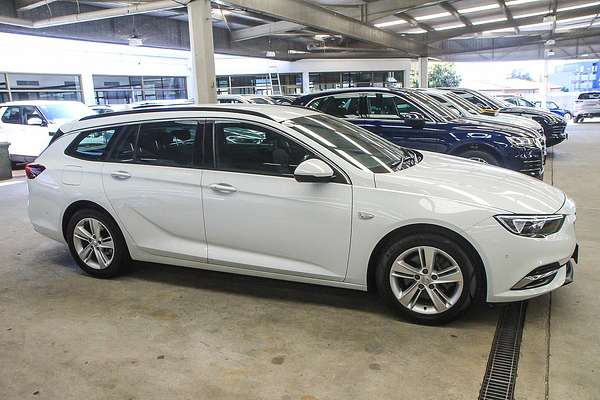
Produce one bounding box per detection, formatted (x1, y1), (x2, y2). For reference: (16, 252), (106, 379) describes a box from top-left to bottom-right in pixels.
(79, 106), (276, 122)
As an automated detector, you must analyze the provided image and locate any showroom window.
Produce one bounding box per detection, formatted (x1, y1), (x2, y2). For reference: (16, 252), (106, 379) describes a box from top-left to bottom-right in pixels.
(216, 73), (302, 95)
(309, 71), (404, 92)
(214, 121), (312, 176)
(0, 72), (83, 102)
(93, 75), (187, 105)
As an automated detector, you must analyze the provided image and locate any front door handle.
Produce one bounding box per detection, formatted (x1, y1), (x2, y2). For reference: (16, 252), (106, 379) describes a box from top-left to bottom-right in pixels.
(209, 183), (237, 194)
(111, 171), (131, 180)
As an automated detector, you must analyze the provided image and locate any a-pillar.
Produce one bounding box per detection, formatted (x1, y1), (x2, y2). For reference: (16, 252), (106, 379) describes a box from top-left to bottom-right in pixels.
(187, 0), (217, 103)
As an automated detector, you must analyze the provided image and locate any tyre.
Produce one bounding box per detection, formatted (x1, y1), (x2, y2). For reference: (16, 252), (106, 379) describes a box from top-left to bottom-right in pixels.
(375, 232), (479, 324)
(66, 209), (130, 278)
(458, 150), (499, 166)
(574, 116), (583, 123)
(563, 112), (572, 121)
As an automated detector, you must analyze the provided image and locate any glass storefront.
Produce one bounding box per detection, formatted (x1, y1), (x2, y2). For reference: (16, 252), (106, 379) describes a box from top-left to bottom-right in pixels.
(309, 71), (404, 92)
(216, 73), (303, 95)
(0, 72), (83, 103)
(93, 75), (187, 105)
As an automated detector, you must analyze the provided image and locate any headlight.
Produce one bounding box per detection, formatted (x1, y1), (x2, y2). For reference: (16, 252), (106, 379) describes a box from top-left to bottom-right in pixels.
(507, 136), (537, 148)
(495, 215), (565, 238)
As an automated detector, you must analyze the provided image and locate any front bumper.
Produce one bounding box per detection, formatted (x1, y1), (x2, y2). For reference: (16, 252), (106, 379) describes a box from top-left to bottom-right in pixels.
(467, 203), (577, 303)
(546, 123), (568, 146)
(505, 146), (544, 178)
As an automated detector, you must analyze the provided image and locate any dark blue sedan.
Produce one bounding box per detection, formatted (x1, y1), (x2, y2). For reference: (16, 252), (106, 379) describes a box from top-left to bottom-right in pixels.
(292, 88), (544, 177)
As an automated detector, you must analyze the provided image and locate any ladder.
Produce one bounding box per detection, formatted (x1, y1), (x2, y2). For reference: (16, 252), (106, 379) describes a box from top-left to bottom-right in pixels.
(268, 73), (283, 95)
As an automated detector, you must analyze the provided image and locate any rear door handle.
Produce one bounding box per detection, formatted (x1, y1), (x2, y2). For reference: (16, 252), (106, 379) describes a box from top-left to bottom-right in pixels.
(111, 171), (131, 180)
(209, 183), (237, 194)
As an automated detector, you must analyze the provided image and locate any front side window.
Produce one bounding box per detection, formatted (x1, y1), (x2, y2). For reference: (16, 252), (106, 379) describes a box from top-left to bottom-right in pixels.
(1, 106), (23, 124)
(309, 95), (362, 118)
(366, 93), (401, 118)
(214, 121), (313, 176)
(22, 106), (43, 124)
(68, 127), (121, 160)
(286, 114), (420, 173)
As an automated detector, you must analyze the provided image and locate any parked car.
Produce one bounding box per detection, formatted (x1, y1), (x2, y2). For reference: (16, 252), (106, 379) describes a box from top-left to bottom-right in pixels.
(441, 88), (568, 146)
(0, 100), (94, 163)
(420, 89), (546, 155)
(292, 88), (545, 178)
(533, 100), (572, 121)
(573, 91), (600, 123)
(217, 94), (275, 104)
(267, 95), (297, 105)
(499, 96), (573, 121)
(89, 105), (116, 115)
(27, 105), (577, 324)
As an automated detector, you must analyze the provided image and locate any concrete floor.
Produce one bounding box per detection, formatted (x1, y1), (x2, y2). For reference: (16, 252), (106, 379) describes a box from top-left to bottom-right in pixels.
(0, 122), (598, 400)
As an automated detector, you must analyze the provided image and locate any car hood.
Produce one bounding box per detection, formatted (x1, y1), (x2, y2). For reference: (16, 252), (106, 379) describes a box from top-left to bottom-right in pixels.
(375, 151), (565, 214)
(500, 106), (563, 124)
(455, 117), (539, 138)
(492, 114), (543, 132)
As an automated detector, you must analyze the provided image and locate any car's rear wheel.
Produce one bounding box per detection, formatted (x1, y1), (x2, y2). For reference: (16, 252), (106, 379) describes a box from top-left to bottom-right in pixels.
(574, 115), (584, 123)
(458, 150), (499, 166)
(66, 209), (129, 278)
(375, 233), (479, 324)
(563, 112), (572, 121)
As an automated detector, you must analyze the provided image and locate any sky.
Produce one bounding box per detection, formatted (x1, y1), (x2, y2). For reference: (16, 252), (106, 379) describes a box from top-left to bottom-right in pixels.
(453, 59), (599, 86)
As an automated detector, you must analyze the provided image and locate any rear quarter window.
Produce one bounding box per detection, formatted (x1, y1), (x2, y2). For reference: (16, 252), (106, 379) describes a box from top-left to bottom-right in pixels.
(66, 126), (122, 161)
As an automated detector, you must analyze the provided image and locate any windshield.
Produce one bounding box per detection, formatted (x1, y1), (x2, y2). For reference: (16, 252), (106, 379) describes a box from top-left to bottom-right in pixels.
(407, 91), (458, 120)
(39, 102), (94, 123)
(286, 114), (421, 173)
(442, 92), (480, 115)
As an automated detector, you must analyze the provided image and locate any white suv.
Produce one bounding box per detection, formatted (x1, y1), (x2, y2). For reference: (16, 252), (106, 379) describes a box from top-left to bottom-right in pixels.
(27, 105), (578, 323)
(0, 100), (93, 162)
(574, 91), (600, 123)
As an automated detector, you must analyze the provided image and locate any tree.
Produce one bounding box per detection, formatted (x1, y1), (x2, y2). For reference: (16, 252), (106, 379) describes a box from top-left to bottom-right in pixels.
(510, 69), (534, 81)
(428, 63), (461, 87)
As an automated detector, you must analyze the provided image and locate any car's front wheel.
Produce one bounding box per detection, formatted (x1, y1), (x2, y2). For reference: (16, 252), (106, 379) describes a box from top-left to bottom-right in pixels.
(66, 209), (129, 278)
(563, 112), (572, 121)
(458, 150), (499, 166)
(375, 232), (479, 324)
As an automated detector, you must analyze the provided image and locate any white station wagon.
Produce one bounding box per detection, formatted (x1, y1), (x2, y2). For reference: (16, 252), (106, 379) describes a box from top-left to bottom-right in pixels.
(27, 105), (578, 323)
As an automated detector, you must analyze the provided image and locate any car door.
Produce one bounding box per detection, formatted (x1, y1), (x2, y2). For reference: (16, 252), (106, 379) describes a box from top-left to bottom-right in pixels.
(366, 92), (450, 153)
(102, 119), (208, 262)
(20, 105), (53, 158)
(0, 106), (24, 159)
(202, 119), (352, 281)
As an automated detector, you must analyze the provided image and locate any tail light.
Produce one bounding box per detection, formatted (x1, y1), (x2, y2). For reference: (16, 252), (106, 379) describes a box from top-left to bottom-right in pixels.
(25, 164), (46, 179)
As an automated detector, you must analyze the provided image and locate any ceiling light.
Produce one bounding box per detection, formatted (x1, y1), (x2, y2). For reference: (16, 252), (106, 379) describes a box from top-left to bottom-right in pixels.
(542, 15), (556, 23)
(434, 23), (466, 31)
(374, 19), (407, 28)
(557, 1), (600, 12)
(128, 36), (143, 46)
(505, 0), (543, 5)
(415, 12), (451, 21)
(519, 21), (553, 29)
(581, 53), (590, 57)
(266, 51), (276, 57)
(545, 39), (555, 46)
(288, 50), (308, 54)
(472, 17), (508, 25)
(559, 14), (597, 23)
(547, 49), (555, 56)
(457, 4), (499, 14)
(513, 11), (547, 19)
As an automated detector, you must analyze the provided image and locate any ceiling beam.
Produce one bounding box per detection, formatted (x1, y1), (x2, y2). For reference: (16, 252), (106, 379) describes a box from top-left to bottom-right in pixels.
(331, 0), (449, 23)
(230, 20), (305, 41)
(440, 2), (472, 27)
(495, 0), (519, 34)
(423, 6), (599, 43)
(221, 0), (427, 55)
(396, 12), (434, 32)
(15, 0), (59, 12)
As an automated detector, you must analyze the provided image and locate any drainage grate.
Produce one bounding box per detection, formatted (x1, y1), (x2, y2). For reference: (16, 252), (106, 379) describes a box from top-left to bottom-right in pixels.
(478, 302), (528, 400)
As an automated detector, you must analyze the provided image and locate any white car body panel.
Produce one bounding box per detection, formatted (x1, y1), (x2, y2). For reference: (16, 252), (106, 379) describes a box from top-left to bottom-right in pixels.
(28, 105), (577, 304)
(574, 92), (600, 117)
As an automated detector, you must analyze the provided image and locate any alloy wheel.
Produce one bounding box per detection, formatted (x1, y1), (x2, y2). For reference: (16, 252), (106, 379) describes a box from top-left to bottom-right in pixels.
(389, 246), (464, 315)
(72, 218), (115, 270)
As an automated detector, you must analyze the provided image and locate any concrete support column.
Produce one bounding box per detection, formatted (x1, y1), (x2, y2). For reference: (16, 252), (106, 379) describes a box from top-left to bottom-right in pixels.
(80, 73), (96, 105)
(418, 57), (428, 88)
(540, 58), (549, 106)
(187, 0), (217, 103)
(0, 142), (12, 181)
(301, 71), (310, 93)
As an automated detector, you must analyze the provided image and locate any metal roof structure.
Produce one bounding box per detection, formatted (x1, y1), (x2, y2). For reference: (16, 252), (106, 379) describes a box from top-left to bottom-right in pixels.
(0, 0), (598, 61)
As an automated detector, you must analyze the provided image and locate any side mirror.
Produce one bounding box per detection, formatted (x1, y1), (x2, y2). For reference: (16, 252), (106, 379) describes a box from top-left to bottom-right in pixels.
(405, 113), (426, 128)
(27, 117), (44, 126)
(294, 159), (334, 183)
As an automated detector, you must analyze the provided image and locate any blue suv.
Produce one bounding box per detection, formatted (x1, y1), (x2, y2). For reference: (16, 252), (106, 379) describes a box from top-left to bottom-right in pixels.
(292, 88), (544, 177)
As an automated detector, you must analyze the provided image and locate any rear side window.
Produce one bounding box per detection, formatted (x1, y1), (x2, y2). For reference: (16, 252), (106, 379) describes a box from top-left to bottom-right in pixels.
(67, 127), (121, 160)
(109, 120), (202, 168)
(310, 95), (361, 118)
(578, 92), (600, 100)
